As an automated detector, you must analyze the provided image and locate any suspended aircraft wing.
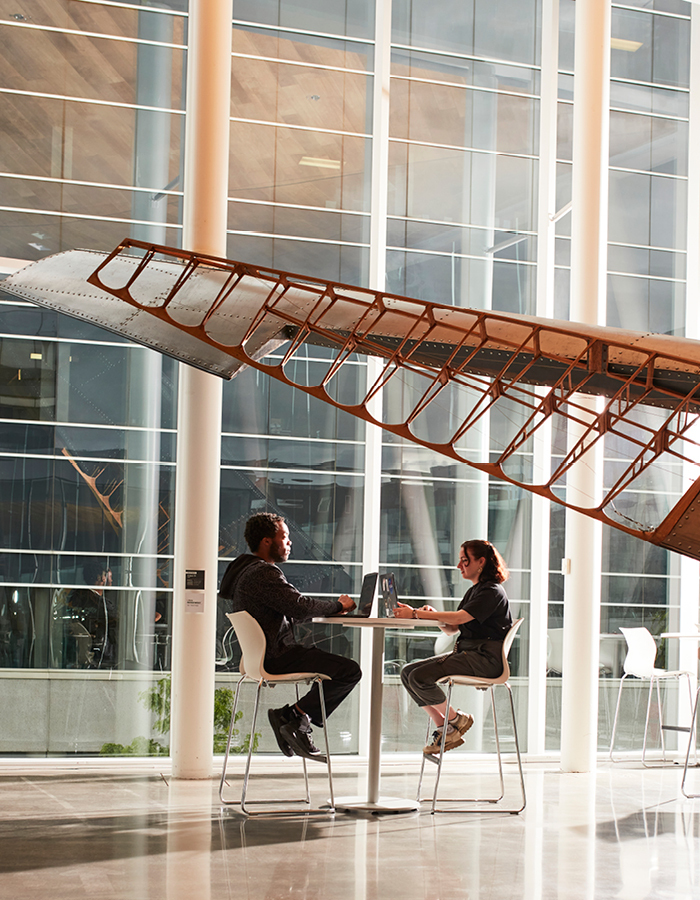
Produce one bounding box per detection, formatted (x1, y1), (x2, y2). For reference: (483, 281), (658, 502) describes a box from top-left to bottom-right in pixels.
(4, 238), (700, 559)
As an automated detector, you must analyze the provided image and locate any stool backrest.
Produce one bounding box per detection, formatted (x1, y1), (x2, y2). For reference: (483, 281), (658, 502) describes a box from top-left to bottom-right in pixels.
(499, 617), (524, 683)
(226, 611), (267, 680)
(619, 626), (657, 678)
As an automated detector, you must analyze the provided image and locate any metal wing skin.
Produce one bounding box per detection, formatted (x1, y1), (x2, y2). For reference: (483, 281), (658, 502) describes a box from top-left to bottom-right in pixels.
(4, 238), (700, 559)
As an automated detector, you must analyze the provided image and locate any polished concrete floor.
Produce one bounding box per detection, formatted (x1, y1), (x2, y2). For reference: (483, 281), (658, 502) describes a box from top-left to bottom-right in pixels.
(1, 758), (700, 900)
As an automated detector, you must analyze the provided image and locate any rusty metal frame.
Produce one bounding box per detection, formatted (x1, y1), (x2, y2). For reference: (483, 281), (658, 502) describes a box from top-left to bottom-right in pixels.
(5, 237), (696, 559)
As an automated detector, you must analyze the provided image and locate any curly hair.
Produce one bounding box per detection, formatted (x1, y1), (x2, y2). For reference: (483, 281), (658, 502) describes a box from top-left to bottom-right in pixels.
(82, 560), (108, 585)
(461, 539), (509, 584)
(244, 513), (285, 552)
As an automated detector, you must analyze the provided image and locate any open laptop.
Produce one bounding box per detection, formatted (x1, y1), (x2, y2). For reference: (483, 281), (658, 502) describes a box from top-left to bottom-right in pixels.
(379, 572), (399, 617)
(324, 572), (378, 619)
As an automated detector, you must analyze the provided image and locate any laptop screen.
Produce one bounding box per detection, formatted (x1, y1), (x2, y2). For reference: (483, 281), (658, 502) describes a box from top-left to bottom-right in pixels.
(379, 573), (399, 617)
(322, 572), (378, 618)
(354, 572), (378, 617)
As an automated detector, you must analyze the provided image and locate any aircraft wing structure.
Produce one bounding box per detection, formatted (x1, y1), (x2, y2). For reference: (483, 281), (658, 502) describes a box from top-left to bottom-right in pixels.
(4, 238), (700, 559)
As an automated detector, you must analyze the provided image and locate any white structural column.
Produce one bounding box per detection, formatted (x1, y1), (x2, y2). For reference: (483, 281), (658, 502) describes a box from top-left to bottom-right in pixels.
(357, 0), (391, 783)
(677, 4), (700, 705)
(528, 0), (559, 758)
(170, 0), (232, 778)
(560, 0), (610, 773)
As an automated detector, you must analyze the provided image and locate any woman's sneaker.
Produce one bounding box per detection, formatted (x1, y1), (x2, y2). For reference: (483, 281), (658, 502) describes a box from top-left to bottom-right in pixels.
(423, 727), (464, 755)
(449, 710), (474, 736)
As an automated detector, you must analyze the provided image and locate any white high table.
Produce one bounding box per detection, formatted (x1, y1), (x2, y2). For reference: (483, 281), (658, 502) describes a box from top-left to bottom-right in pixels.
(313, 616), (426, 813)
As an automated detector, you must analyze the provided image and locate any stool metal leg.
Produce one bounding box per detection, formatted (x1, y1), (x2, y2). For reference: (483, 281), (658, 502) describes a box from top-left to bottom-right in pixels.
(681, 686), (700, 798)
(609, 673), (629, 761)
(419, 681), (526, 814)
(643, 672), (694, 768)
(219, 675), (246, 804)
(220, 675), (335, 817)
(641, 676), (664, 766)
(416, 719), (432, 803)
(240, 681), (264, 814)
(430, 680), (454, 813)
(488, 686), (506, 803)
(317, 678), (335, 812)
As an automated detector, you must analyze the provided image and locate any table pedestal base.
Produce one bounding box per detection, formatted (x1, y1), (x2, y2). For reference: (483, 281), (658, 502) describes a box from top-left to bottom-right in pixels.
(333, 795), (420, 813)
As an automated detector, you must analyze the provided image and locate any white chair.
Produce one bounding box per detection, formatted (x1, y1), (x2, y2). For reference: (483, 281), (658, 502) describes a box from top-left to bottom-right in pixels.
(609, 626), (693, 765)
(218, 611), (335, 816)
(417, 618), (526, 814)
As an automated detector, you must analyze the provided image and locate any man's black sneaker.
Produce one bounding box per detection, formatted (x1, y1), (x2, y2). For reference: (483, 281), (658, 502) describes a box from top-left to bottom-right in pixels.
(279, 711), (327, 763)
(268, 705), (294, 757)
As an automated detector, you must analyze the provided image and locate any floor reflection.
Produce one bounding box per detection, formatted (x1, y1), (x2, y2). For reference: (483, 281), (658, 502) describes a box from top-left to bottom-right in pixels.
(1, 765), (700, 899)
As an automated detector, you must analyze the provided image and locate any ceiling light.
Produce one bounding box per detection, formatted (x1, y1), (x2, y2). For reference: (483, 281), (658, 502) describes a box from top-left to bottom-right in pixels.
(30, 353), (42, 360)
(611, 38), (643, 52)
(299, 157), (341, 170)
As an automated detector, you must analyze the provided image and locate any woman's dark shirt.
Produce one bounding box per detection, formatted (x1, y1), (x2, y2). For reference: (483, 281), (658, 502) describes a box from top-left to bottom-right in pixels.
(457, 580), (512, 644)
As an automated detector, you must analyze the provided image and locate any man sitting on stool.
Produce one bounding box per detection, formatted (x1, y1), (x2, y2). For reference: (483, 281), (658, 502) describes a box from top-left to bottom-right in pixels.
(218, 513), (361, 762)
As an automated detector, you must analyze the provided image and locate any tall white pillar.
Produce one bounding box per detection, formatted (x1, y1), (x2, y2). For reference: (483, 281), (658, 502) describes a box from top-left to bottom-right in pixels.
(357, 0), (390, 772)
(170, 0), (232, 779)
(560, 0), (610, 772)
(528, 0), (559, 758)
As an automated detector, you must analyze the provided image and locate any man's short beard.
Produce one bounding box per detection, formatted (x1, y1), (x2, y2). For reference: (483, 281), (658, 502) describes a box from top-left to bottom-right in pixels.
(269, 545), (287, 564)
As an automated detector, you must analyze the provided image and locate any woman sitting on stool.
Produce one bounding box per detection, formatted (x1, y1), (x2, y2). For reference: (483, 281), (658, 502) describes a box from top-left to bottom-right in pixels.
(393, 539), (513, 755)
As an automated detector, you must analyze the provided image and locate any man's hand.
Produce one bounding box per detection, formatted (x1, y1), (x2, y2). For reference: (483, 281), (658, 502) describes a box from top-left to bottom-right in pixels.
(338, 594), (356, 614)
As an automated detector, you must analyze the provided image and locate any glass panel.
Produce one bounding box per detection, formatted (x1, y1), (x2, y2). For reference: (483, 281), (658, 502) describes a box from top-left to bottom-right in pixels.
(221, 435), (364, 472)
(392, 0), (538, 65)
(0, 2), (187, 40)
(388, 142), (536, 230)
(228, 122), (371, 212)
(0, 456), (175, 554)
(231, 57), (371, 134)
(0, 19), (184, 109)
(491, 259), (535, 315)
(621, 0), (690, 13)
(0, 421), (176, 463)
(390, 79), (538, 155)
(229, 201), (370, 244)
(391, 49), (539, 95)
(388, 219), (536, 267)
(557, 101), (573, 161)
(608, 170), (687, 251)
(611, 7), (690, 88)
(226, 233), (368, 284)
(558, 0), (575, 72)
(0, 94), (183, 185)
(232, 0), (375, 40)
(219, 468), (363, 561)
(610, 81), (689, 118)
(607, 244), (686, 280)
(232, 24), (374, 71)
(0, 177), (183, 230)
(0, 210), (183, 262)
(607, 273), (685, 334)
(386, 248), (491, 307)
(609, 111), (687, 176)
(222, 363), (366, 441)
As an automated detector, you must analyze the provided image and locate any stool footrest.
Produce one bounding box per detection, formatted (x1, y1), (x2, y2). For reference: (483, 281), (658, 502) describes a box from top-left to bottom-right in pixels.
(661, 725), (692, 733)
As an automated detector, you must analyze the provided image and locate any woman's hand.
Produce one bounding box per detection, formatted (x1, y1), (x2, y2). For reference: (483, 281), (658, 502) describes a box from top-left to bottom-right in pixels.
(393, 601), (414, 619)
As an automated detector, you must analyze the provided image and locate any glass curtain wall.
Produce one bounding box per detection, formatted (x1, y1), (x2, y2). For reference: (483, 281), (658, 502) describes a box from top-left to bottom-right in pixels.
(0, 0), (697, 758)
(546, 0), (693, 751)
(0, 0), (185, 755)
(379, 0), (539, 752)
